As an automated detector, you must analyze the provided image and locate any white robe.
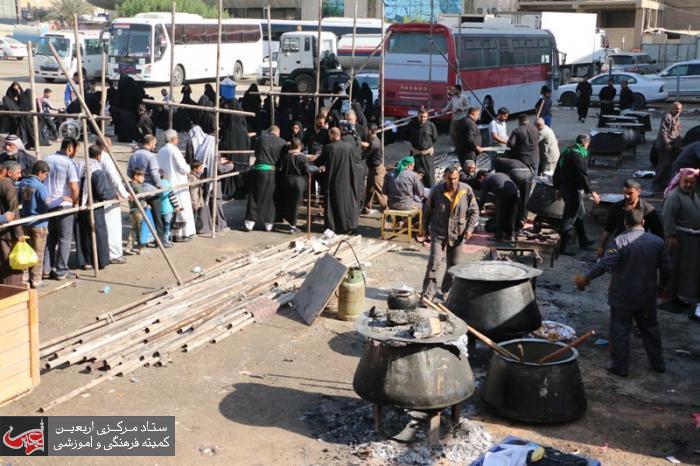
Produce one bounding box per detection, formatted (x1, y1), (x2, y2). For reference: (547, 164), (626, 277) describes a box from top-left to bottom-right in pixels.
(157, 143), (196, 238)
(100, 150), (129, 259)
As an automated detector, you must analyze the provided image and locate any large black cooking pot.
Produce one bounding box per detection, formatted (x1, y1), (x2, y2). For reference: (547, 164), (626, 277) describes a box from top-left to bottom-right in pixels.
(352, 313), (474, 410)
(589, 129), (628, 155)
(527, 177), (565, 219)
(446, 262), (542, 340)
(622, 110), (652, 133)
(481, 338), (587, 423)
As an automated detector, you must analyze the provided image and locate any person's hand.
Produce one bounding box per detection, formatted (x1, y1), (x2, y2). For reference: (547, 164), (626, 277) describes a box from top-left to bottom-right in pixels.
(555, 190), (562, 201)
(4, 211), (16, 221)
(666, 236), (679, 250)
(574, 274), (590, 291)
(591, 192), (601, 205)
(464, 231), (473, 241)
(476, 146), (483, 154)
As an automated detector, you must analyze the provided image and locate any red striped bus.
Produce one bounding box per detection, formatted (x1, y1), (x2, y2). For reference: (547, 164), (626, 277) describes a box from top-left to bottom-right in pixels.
(384, 22), (560, 118)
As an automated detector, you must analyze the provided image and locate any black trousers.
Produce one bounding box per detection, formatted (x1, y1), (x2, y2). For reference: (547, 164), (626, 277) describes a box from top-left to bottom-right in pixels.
(577, 99), (590, 119)
(413, 153), (435, 189)
(559, 191), (589, 249)
(147, 196), (164, 238)
(496, 159), (532, 227)
(609, 306), (663, 372)
(495, 190), (518, 238)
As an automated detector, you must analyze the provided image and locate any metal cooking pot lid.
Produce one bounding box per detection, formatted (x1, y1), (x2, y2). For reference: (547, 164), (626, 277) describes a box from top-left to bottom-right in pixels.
(448, 261), (542, 281)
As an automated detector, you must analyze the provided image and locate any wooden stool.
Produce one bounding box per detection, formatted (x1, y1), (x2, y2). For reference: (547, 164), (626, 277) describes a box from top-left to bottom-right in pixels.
(380, 208), (423, 242)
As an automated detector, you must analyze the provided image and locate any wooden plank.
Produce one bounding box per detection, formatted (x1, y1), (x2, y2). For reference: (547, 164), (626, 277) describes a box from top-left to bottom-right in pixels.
(0, 344), (30, 371)
(291, 254), (347, 326)
(0, 357), (30, 382)
(0, 304), (29, 334)
(0, 372), (32, 405)
(28, 289), (39, 386)
(0, 326), (29, 353)
(0, 286), (29, 309)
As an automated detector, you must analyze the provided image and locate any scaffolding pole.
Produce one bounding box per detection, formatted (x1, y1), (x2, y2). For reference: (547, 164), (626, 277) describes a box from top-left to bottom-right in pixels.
(266, 5), (275, 127)
(26, 41), (41, 159)
(74, 15), (100, 278)
(314, 0), (323, 115)
(210, 0), (223, 238)
(169, 2), (176, 130)
(100, 52), (107, 135)
(48, 42), (184, 286)
(347, 0), (358, 103)
(380, 2), (385, 164)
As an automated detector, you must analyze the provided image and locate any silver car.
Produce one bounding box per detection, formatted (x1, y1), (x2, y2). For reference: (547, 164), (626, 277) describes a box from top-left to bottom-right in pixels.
(601, 52), (661, 75)
(653, 60), (700, 98)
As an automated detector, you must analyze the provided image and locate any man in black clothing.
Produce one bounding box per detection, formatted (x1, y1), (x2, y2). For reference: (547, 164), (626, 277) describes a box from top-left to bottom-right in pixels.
(408, 108), (438, 188)
(619, 80), (635, 111)
(477, 171), (519, 241)
(456, 107), (483, 169)
(597, 179), (663, 257)
(303, 114), (330, 155)
(553, 134), (601, 254)
(362, 125), (387, 213)
(598, 79), (617, 127)
(136, 104), (154, 141)
(498, 114), (539, 227)
(576, 77), (593, 122)
(0, 134), (35, 179)
(245, 125), (287, 232)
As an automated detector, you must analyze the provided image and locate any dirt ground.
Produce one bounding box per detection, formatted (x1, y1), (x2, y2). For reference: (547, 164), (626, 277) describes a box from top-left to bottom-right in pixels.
(1, 59), (700, 465)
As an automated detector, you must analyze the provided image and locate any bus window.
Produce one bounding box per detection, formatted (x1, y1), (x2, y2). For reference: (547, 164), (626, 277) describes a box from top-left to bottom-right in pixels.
(154, 24), (167, 60)
(498, 38), (513, 66)
(305, 37), (310, 51)
(109, 24), (152, 58)
(84, 38), (103, 56)
(37, 36), (71, 58)
(388, 32), (447, 55)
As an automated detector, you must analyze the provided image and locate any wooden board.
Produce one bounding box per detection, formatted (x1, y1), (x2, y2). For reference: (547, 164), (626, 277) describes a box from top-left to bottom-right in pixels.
(291, 254), (348, 326)
(0, 303), (29, 334)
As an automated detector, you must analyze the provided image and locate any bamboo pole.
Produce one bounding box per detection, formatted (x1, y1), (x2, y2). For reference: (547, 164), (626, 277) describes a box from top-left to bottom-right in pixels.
(142, 98), (253, 116)
(348, 0), (358, 104)
(380, 2), (385, 164)
(266, 5), (274, 127)
(0, 110), (110, 120)
(100, 52), (107, 135)
(26, 41), (41, 159)
(74, 15), (100, 278)
(169, 1), (176, 130)
(210, 0), (223, 238)
(249, 91), (345, 98)
(314, 0), (323, 115)
(47, 42), (184, 286)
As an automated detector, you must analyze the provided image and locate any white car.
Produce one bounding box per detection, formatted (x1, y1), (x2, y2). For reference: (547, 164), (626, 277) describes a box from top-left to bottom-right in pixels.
(652, 60), (700, 98)
(556, 72), (667, 108)
(256, 51), (278, 85)
(0, 36), (28, 60)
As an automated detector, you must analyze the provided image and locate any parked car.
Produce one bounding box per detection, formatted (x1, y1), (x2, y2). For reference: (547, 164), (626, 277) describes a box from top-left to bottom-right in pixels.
(601, 52), (661, 75)
(256, 51), (278, 85)
(0, 36), (28, 60)
(556, 72), (667, 108)
(652, 59), (700, 97)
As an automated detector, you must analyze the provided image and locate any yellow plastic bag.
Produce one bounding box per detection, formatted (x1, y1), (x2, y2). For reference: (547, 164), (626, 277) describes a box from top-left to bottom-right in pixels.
(9, 238), (38, 270)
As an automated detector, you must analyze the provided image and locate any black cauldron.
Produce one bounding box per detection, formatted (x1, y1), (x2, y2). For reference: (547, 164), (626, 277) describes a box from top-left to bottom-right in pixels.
(481, 338), (587, 423)
(527, 177), (565, 219)
(352, 312), (474, 410)
(446, 262), (542, 340)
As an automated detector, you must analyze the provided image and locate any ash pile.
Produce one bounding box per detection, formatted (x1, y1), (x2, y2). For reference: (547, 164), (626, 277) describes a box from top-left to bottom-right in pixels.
(305, 397), (492, 465)
(364, 307), (456, 340)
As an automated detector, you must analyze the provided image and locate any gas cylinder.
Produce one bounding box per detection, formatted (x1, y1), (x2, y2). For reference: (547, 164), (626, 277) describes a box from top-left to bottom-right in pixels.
(337, 267), (366, 321)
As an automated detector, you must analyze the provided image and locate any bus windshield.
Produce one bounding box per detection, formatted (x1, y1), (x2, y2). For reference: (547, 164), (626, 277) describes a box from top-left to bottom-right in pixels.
(109, 24), (152, 58)
(36, 36), (71, 57)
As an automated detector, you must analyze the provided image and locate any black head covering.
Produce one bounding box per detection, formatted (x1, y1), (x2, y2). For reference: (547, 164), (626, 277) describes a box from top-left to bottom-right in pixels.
(242, 83), (262, 113)
(204, 84), (216, 104)
(197, 95), (215, 134)
(5, 81), (22, 103)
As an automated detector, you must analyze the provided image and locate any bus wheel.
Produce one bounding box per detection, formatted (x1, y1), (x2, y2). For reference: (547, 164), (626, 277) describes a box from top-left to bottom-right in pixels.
(559, 91), (576, 107)
(633, 93), (646, 109)
(295, 74), (313, 94)
(233, 61), (243, 82)
(44, 78), (55, 83)
(172, 65), (185, 87)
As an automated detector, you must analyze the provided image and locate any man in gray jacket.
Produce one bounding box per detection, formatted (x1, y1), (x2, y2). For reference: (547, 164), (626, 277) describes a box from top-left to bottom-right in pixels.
(421, 166), (479, 300)
(575, 209), (670, 377)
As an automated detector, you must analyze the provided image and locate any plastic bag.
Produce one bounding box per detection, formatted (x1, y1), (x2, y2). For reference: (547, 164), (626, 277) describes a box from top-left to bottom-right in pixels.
(9, 238), (38, 270)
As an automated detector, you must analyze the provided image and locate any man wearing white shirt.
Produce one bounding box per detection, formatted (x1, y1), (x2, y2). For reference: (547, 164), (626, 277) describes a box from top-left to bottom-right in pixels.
(489, 107), (509, 146)
(96, 138), (129, 264)
(443, 84), (470, 150)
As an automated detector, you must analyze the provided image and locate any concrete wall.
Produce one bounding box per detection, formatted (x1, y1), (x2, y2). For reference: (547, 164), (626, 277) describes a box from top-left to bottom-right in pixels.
(605, 27), (635, 50)
(662, 1), (700, 31)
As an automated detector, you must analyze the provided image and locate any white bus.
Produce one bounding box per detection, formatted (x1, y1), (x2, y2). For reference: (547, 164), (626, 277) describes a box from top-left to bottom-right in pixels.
(108, 13), (263, 85)
(34, 31), (107, 82)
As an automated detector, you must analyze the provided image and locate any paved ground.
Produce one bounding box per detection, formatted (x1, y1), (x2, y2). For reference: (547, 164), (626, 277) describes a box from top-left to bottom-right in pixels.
(1, 58), (700, 465)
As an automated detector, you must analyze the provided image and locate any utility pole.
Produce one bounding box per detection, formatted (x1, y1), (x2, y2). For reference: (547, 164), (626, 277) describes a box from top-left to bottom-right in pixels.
(15, 0), (20, 24)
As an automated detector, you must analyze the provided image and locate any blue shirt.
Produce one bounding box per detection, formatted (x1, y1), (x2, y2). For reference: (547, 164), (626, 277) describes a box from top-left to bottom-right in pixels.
(127, 149), (161, 189)
(19, 175), (54, 228)
(43, 151), (79, 204)
(160, 179), (174, 215)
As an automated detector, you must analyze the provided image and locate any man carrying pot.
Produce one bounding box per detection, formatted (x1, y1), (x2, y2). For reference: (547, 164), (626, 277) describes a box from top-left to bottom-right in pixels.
(421, 165), (479, 301)
(575, 209), (670, 377)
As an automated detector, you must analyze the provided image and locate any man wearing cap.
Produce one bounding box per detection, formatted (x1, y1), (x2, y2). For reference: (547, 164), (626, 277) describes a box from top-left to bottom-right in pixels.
(597, 179), (663, 258)
(1, 135), (36, 179)
(662, 168), (700, 316)
(384, 156), (425, 211)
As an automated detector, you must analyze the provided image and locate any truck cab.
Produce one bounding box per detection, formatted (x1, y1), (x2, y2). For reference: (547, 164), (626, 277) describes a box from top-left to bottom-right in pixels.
(276, 31), (347, 94)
